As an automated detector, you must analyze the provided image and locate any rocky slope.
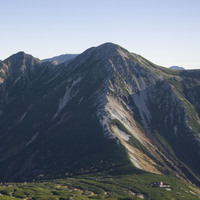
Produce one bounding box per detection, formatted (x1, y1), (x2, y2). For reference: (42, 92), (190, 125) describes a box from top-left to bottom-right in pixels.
(0, 43), (200, 186)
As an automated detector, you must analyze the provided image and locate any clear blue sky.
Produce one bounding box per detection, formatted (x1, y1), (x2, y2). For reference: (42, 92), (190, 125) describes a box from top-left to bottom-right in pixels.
(1, 0), (200, 69)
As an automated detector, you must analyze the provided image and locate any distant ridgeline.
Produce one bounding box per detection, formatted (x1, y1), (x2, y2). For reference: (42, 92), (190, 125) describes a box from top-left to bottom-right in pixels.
(42, 54), (78, 64)
(169, 66), (185, 70)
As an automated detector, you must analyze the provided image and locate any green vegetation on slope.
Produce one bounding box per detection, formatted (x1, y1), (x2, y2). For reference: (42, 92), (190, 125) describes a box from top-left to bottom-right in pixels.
(0, 172), (199, 200)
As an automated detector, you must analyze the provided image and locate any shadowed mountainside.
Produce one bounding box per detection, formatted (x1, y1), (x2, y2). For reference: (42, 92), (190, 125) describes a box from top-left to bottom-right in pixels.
(0, 43), (200, 186)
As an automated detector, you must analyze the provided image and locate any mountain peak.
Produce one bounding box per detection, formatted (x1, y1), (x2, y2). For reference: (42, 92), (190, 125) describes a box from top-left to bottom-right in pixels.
(1, 51), (40, 83)
(16, 51), (26, 55)
(95, 42), (124, 53)
(81, 42), (130, 62)
(4, 51), (37, 62)
(96, 42), (119, 49)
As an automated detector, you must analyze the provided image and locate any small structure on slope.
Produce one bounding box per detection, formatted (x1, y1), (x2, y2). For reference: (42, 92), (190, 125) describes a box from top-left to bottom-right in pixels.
(151, 182), (171, 190)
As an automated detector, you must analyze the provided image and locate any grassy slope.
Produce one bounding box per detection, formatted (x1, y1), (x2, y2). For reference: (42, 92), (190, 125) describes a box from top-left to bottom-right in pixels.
(0, 171), (199, 200)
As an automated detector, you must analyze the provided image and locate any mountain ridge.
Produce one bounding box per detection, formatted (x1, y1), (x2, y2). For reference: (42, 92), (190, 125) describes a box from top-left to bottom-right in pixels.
(0, 43), (200, 187)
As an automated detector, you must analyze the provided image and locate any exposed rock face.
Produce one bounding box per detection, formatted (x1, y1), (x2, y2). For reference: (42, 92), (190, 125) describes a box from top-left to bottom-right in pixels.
(0, 43), (200, 185)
